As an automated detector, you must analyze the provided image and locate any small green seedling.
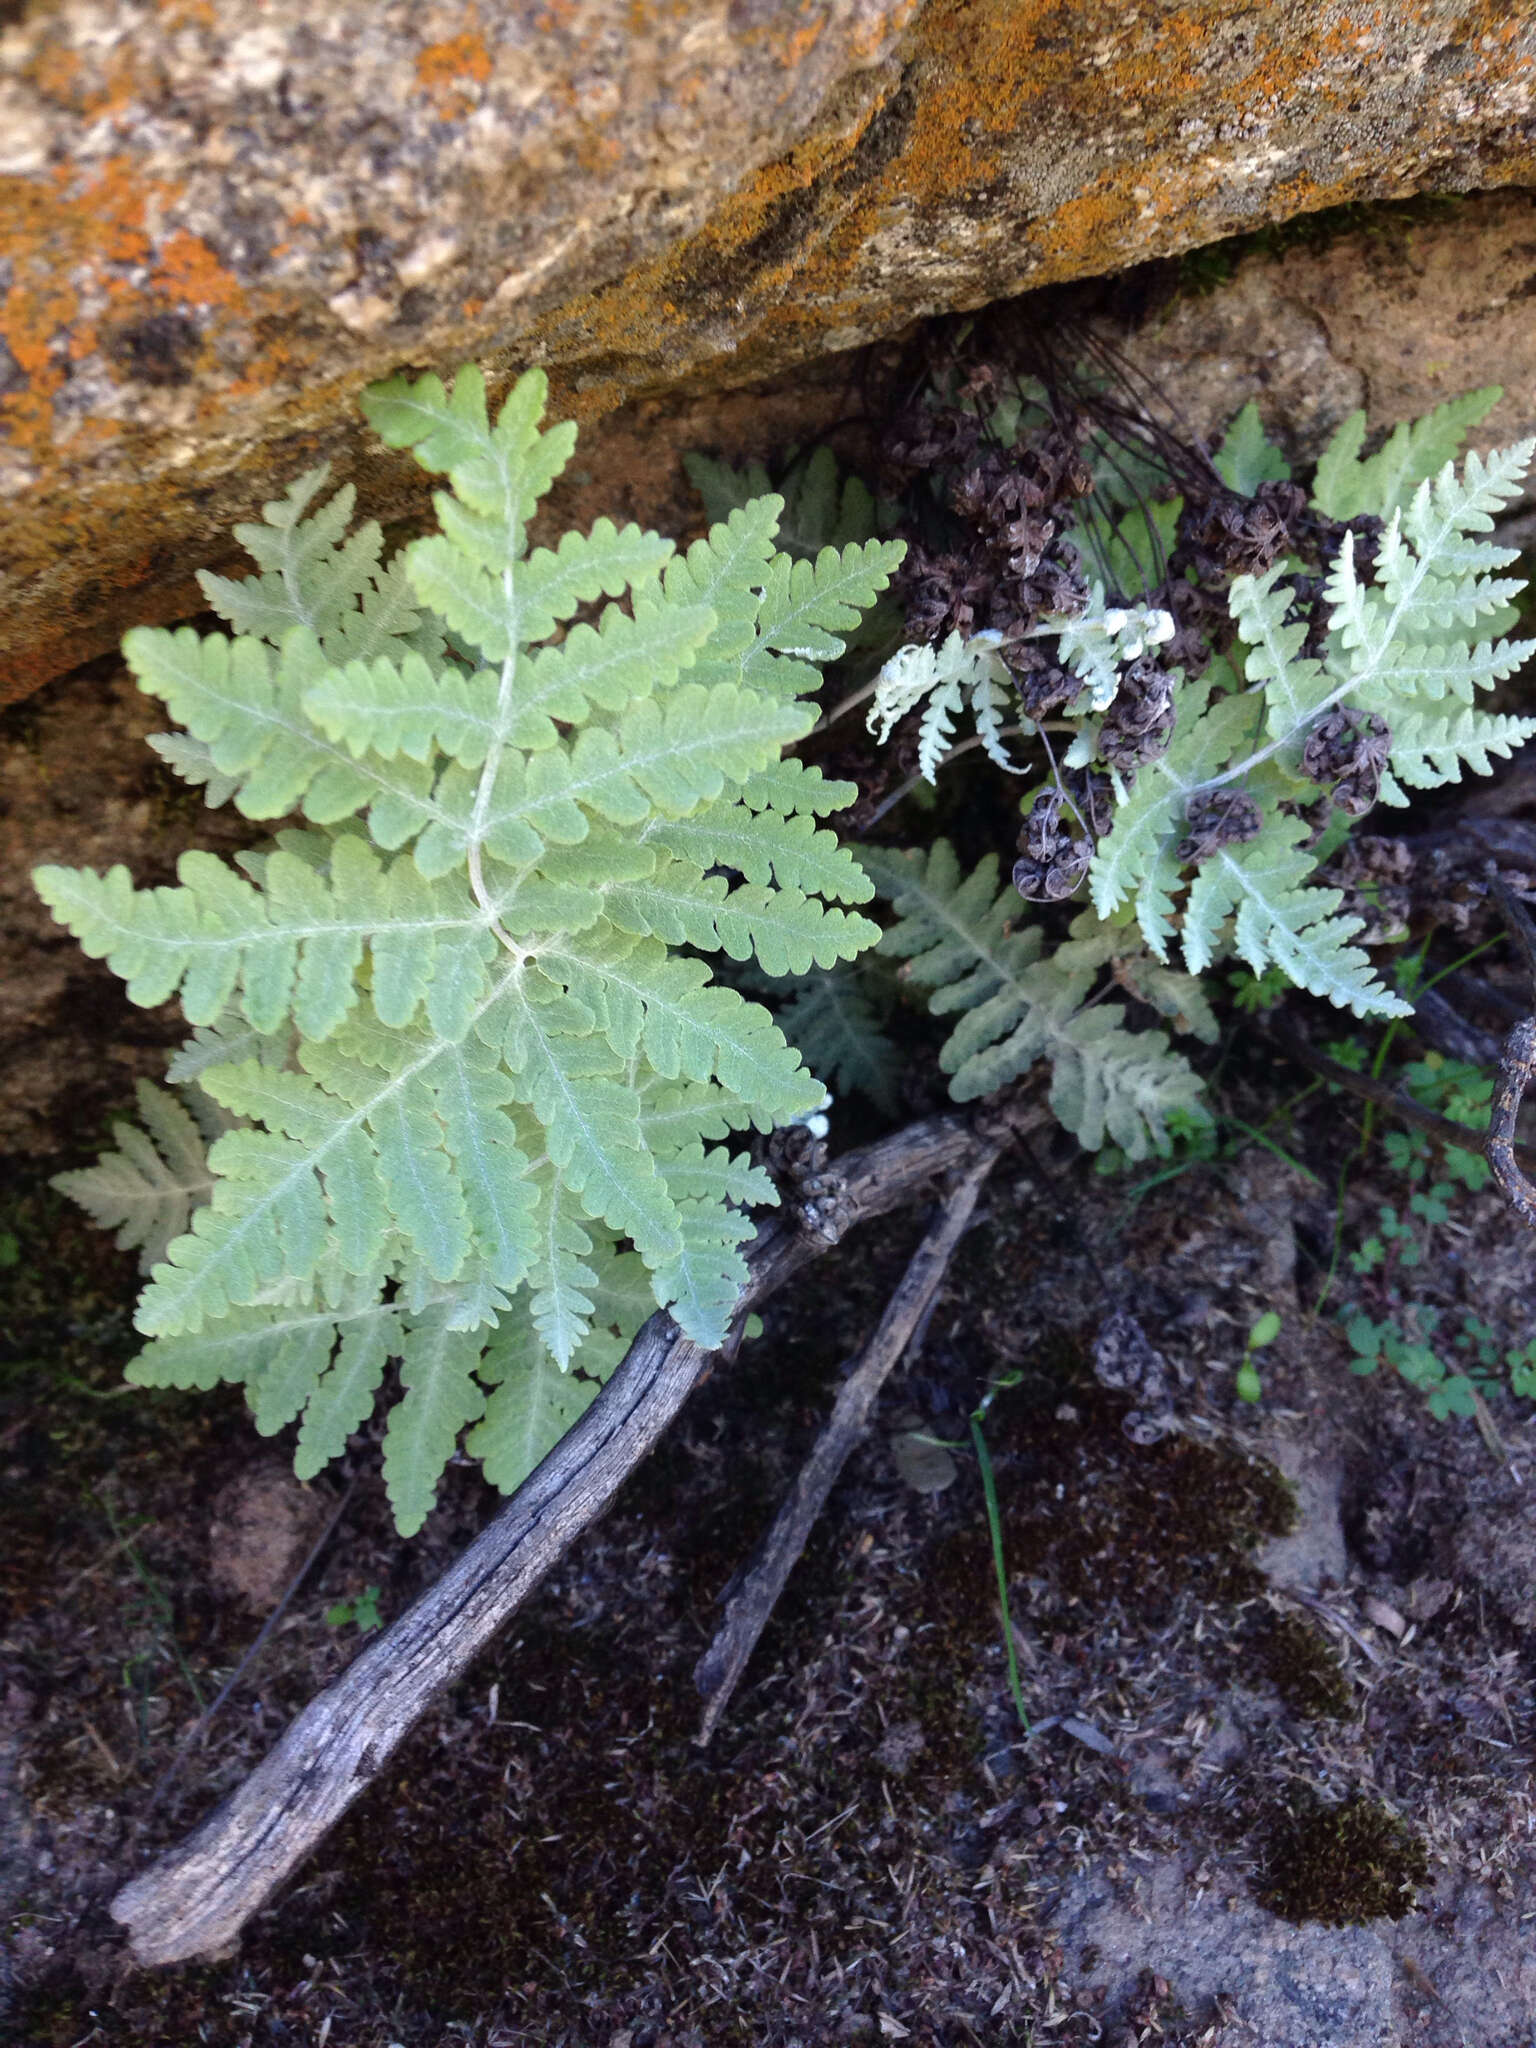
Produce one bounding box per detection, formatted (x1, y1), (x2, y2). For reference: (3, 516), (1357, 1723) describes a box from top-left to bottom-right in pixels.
(969, 1373), (1030, 1733)
(1235, 1310), (1283, 1404)
(1230, 965), (1291, 1015)
(324, 1585), (382, 1632)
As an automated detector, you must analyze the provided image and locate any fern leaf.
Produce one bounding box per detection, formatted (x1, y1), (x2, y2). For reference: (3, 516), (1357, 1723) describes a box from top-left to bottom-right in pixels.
(41, 363), (893, 1531)
(166, 1011), (292, 1083)
(1213, 401), (1291, 494)
(664, 498), (783, 645)
(1370, 633), (1536, 706)
(127, 1286), (373, 1392)
(506, 1015), (683, 1266)
(773, 965), (903, 1111)
(294, 1305), (398, 1478)
(1387, 704), (1536, 788)
(1228, 565), (1331, 738)
(655, 1140), (774, 1209)
(553, 941), (822, 1130)
(526, 1167), (602, 1365)
(644, 806), (874, 904)
(134, 999), (503, 1339)
(1182, 815), (1410, 1017)
(751, 538), (906, 674)
(362, 364), (576, 565)
(1312, 387), (1502, 521)
(468, 1319), (605, 1495)
(683, 449), (776, 529)
(52, 1079), (223, 1270)
(423, 1042), (540, 1295)
(686, 443), (892, 558)
(605, 860), (878, 974)
(1055, 909), (1220, 1043)
(123, 622), (437, 831)
(862, 842), (1204, 1156)
(382, 1305), (488, 1536)
(1089, 681), (1261, 949)
(126, 1281), (400, 1477)
(737, 756), (861, 818)
(636, 1078), (758, 1150)
(652, 1197), (756, 1347)
(34, 838), (497, 1044)
(300, 651), (501, 767)
(1043, 1004), (1211, 1155)
(146, 731), (243, 809)
(868, 633), (1024, 780)
(198, 467), (379, 647)
(1052, 584), (1177, 712)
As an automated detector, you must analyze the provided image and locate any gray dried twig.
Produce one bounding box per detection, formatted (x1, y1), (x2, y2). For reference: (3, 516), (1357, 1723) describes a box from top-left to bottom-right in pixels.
(693, 1143), (1003, 1746)
(110, 1111), (994, 1968)
(1486, 869), (1536, 1230)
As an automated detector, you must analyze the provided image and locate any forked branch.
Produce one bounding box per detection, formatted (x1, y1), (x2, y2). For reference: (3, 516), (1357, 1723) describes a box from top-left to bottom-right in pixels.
(1487, 870), (1536, 1228)
(694, 1142), (1004, 1745)
(111, 1111), (991, 1967)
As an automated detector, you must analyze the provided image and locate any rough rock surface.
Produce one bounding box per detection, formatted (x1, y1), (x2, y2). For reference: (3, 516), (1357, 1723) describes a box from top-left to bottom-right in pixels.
(1106, 189), (1536, 484)
(6, 0), (1536, 693)
(1046, 1856), (1536, 2048)
(1048, 1855), (1397, 2047)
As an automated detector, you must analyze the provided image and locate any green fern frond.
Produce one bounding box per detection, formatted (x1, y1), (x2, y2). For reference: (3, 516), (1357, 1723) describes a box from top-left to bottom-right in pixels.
(39, 364), (902, 1532)
(1212, 401), (1291, 494)
(1092, 437), (1536, 1015)
(1053, 909), (1220, 1044)
(867, 632), (1022, 780)
(1311, 387), (1502, 522)
(192, 463), (449, 688)
(772, 965), (903, 1113)
(685, 443), (894, 559)
(469, 1320), (609, 1498)
(860, 842), (1205, 1157)
(1181, 816), (1405, 1017)
(1385, 704), (1536, 791)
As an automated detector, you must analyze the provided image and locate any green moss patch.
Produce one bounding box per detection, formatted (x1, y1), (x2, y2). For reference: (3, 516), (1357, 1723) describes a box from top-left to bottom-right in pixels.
(1257, 1794), (1429, 1925)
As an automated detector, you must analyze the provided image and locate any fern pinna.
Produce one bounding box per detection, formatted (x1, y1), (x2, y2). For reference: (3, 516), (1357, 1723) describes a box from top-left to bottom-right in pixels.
(37, 367), (902, 1533)
(859, 841), (1212, 1156)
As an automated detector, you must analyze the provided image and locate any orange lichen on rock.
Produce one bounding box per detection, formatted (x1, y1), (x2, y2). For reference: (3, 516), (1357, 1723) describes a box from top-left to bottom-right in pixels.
(5, 0), (1536, 698)
(416, 21), (494, 119)
(0, 154), (248, 465)
(532, 0), (1536, 422)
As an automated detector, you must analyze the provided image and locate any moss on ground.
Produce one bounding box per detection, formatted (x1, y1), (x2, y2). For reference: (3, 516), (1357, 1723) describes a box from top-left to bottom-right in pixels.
(1257, 1793), (1429, 1925)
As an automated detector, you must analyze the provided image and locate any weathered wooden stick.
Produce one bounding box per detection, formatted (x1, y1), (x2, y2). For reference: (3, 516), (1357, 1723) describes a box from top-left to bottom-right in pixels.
(693, 1143), (1001, 1745)
(1271, 1015), (1536, 1181)
(111, 1110), (987, 1967)
(1486, 870), (1536, 1229)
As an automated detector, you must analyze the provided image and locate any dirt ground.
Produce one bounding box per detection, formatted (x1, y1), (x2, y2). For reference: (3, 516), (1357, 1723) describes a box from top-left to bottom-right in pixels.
(4, 994), (1536, 2047)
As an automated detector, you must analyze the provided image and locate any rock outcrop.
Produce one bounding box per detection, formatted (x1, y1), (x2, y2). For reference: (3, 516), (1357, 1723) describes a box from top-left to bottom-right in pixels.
(6, 0), (1536, 693)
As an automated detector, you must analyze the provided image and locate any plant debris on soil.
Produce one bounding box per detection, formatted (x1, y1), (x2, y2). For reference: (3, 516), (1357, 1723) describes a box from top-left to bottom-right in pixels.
(5, 1025), (1536, 2046)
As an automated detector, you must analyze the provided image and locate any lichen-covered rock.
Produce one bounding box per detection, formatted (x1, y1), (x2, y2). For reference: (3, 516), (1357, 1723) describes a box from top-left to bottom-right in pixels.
(5, 0), (1536, 694)
(0, 0), (915, 696)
